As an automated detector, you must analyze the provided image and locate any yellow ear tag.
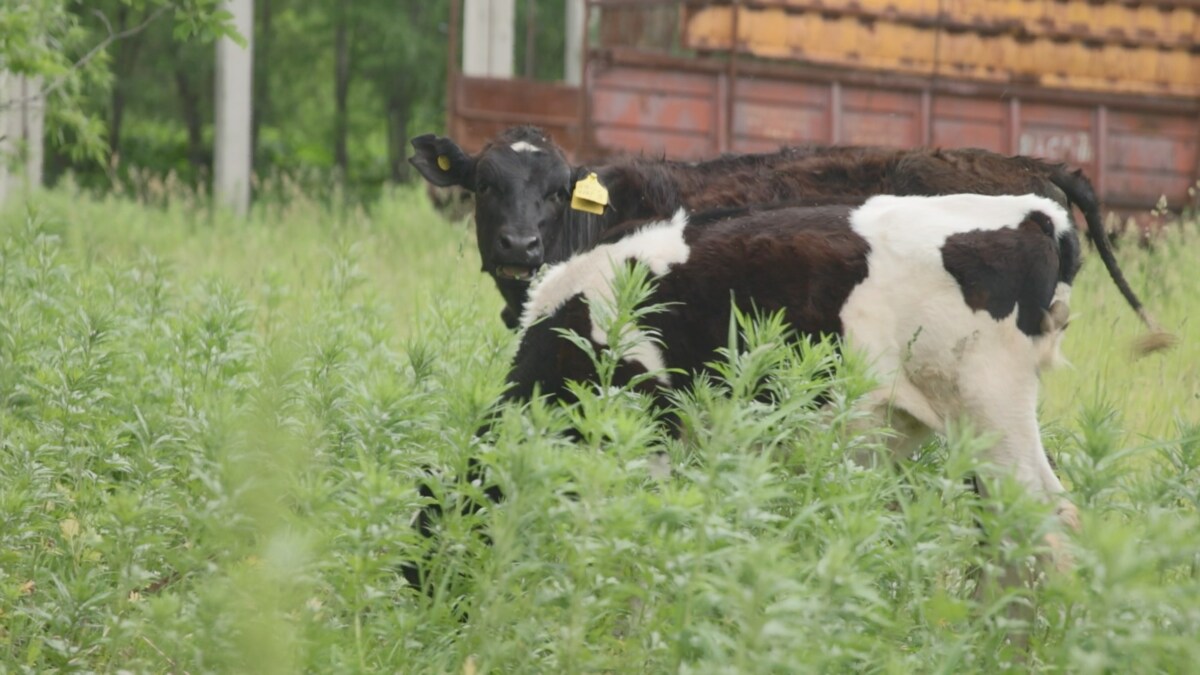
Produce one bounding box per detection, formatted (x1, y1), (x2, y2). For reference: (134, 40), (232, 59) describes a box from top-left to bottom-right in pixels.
(571, 172), (609, 215)
(437, 155), (451, 171)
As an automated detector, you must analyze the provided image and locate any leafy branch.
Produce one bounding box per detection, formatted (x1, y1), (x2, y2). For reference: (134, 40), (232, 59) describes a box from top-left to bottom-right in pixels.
(0, 0), (237, 163)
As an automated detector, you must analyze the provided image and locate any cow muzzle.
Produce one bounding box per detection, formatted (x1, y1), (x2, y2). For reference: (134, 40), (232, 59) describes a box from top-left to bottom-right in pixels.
(494, 231), (544, 281)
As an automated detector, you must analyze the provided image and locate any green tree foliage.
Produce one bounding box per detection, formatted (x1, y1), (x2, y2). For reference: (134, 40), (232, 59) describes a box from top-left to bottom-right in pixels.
(11, 0), (575, 199)
(0, 0), (234, 165)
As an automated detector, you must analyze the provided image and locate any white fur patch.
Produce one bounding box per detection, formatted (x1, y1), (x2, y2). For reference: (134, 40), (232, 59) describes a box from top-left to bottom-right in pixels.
(510, 141), (542, 153)
(1037, 281), (1073, 370)
(521, 209), (691, 383)
(839, 193), (1073, 498)
(850, 193), (1072, 249)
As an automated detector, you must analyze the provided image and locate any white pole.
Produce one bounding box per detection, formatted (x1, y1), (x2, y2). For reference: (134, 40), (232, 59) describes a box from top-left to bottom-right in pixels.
(214, 0), (254, 216)
(23, 76), (44, 192)
(0, 72), (15, 206)
(0, 73), (45, 206)
(564, 0), (585, 86)
(463, 0), (514, 78)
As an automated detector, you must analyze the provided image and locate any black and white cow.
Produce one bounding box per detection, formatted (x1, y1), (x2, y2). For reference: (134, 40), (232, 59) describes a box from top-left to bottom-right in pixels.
(404, 193), (1084, 592)
(409, 126), (1156, 338)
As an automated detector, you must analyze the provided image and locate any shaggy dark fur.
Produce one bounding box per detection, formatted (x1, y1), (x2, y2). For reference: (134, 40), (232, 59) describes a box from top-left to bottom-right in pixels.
(401, 196), (1082, 595)
(409, 129), (1143, 331)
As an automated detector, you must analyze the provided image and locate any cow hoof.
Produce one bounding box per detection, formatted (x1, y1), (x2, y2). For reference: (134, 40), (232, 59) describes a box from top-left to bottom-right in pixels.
(1042, 300), (1071, 333)
(1044, 500), (1081, 573)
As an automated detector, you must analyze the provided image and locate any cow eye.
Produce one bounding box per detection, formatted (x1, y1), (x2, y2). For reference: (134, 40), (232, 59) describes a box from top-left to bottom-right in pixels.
(546, 187), (568, 204)
(477, 183), (492, 196)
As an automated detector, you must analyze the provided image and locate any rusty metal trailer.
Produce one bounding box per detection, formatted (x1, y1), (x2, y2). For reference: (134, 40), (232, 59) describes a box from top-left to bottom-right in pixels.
(445, 0), (1200, 217)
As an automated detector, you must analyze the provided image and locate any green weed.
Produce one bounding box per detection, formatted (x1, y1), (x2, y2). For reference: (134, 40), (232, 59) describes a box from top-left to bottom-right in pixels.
(0, 187), (1197, 672)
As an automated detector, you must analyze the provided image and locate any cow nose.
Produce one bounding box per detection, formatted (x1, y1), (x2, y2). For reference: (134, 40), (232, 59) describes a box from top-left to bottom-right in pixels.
(498, 233), (542, 259)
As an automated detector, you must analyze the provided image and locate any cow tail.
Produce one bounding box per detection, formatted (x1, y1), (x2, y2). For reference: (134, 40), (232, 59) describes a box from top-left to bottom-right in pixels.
(1051, 166), (1176, 352)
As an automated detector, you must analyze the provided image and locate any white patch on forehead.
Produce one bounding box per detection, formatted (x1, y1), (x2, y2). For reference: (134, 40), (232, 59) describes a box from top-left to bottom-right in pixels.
(510, 141), (542, 153)
(520, 208), (691, 383)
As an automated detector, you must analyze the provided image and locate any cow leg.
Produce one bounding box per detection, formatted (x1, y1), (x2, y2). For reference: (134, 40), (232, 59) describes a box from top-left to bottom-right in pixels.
(403, 456), (502, 594)
(960, 380), (1078, 651)
(843, 392), (934, 469)
(955, 349), (1080, 574)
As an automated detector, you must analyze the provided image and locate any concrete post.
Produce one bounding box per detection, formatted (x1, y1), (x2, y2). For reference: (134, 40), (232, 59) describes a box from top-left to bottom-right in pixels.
(214, 0), (254, 215)
(564, 0), (586, 86)
(463, 0), (514, 78)
(0, 73), (45, 206)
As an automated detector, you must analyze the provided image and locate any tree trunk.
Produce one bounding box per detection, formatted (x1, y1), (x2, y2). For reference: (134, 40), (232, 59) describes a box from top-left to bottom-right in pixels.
(107, 6), (153, 157)
(175, 68), (206, 173)
(253, 0), (272, 165)
(333, 5), (351, 176)
(108, 5), (131, 155)
(386, 90), (409, 183)
(109, 86), (126, 156)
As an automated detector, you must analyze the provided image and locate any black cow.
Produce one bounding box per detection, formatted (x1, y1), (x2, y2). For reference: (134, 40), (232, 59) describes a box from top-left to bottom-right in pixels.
(403, 193), (1083, 591)
(409, 126), (1156, 337)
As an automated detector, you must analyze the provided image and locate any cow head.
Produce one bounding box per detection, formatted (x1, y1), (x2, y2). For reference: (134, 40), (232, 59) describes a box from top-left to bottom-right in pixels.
(410, 127), (574, 285)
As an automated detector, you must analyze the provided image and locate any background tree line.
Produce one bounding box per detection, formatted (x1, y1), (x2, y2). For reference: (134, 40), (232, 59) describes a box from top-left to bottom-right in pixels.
(5, 0), (569, 201)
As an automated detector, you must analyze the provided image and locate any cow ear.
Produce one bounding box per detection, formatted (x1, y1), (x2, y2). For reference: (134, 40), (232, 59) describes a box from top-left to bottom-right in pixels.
(409, 134), (475, 190)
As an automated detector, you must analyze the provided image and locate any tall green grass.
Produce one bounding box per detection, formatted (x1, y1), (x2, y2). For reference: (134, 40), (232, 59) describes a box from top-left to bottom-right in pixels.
(0, 184), (1197, 672)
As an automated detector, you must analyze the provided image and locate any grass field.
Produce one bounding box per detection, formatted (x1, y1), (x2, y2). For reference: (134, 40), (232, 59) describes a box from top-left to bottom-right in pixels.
(1, 183), (1197, 673)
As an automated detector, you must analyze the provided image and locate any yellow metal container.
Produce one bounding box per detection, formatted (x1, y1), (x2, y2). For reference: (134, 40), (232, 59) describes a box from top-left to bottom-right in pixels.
(684, 1), (1200, 98)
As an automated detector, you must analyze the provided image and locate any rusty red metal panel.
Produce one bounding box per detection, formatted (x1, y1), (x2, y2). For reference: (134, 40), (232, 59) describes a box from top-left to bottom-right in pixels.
(457, 77), (580, 119)
(445, 16), (1198, 213)
(843, 88), (920, 115)
(1104, 106), (1198, 208)
(734, 101), (829, 146)
(932, 119), (1006, 153)
(591, 89), (715, 133)
(928, 95), (1007, 152)
(1107, 134), (1193, 174)
(1014, 102), (1098, 182)
(451, 76), (582, 155)
(736, 78), (830, 106)
(841, 110), (920, 148)
(589, 65), (719, 157)
(1108, 108), (1198, 138)
(1105, 169), (1192, 210)
(577, 55), (1198, 210)
(731, 79), (830, 148)
(839, 87), (922, 148)
(592, 66), (715, 96)
(594, 126), (715, 159)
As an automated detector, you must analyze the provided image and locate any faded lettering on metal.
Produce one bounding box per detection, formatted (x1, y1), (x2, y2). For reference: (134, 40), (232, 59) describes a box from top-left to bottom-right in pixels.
(1018, 130), (1093, 164)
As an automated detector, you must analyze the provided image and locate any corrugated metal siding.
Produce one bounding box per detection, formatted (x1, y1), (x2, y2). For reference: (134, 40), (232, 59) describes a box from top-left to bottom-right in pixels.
(590, 67), (719, 157)
(450, 76), (582, 154)
(446, 1), (1199, 212)
(584, 56), (1198, 210)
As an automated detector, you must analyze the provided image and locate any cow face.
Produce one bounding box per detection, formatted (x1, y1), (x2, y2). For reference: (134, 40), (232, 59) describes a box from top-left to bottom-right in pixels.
(410, 128), (573, 284)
